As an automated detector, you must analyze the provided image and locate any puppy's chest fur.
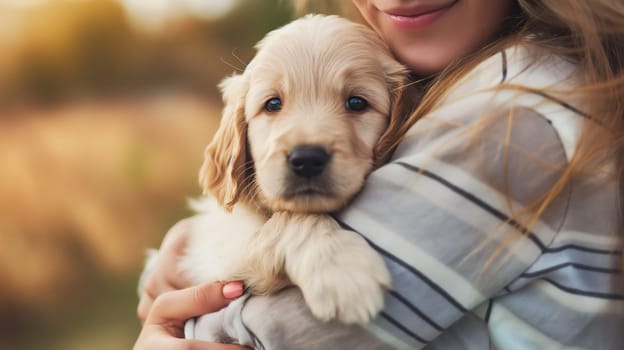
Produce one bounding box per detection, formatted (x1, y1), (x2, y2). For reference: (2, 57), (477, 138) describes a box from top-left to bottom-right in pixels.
(178, 196), (390, 326)
(178, 198), (288, 293)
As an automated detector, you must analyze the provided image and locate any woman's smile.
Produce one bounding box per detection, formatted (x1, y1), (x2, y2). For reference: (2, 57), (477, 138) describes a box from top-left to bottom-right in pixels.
(352, 0), (515, 74)
(382, 1), (457, 30)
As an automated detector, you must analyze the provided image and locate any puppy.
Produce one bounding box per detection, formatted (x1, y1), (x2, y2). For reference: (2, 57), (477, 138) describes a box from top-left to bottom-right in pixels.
(179, 14), (407, 342)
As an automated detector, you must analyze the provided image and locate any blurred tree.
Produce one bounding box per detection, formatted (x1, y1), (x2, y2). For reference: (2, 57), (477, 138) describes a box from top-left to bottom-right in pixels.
(0, 1), (297, 347)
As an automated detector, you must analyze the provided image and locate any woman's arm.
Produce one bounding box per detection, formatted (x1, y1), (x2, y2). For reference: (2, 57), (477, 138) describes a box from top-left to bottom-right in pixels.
(335, 105), (569, 347)
(241, 288), (396, 350)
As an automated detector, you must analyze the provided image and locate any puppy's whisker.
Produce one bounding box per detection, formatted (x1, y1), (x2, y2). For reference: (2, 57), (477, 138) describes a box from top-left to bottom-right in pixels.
(391, 80), (419, 95)
(230, 48), (249, 70)
(243, 183), (263, 210)
(220, 56), (245, 73)
(238, 170), (260, 201)
(233, 161), (253, 175)
(246, 179), (260, 200)
(240, 174), (257, 194)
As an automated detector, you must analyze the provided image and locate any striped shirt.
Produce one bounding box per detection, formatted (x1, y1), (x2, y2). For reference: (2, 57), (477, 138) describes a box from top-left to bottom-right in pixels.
(198, 44), (624, 349)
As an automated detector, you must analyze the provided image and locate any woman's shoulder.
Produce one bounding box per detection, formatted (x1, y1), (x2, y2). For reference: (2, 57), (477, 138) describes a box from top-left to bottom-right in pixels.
(447, 43), (582, 100)
(429, 43), (587, 161)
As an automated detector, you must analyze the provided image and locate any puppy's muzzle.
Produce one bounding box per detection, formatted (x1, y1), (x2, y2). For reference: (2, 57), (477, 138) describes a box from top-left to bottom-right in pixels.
(287, 145), (331, 178)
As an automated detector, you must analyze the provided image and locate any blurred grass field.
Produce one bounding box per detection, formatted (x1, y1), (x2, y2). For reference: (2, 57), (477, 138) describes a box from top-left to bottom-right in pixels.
(0, 94), (219, 349)
(0, 0), (301, 348)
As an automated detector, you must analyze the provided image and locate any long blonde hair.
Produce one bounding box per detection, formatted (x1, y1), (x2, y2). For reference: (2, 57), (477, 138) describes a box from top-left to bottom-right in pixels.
(418, 0), (624, 270)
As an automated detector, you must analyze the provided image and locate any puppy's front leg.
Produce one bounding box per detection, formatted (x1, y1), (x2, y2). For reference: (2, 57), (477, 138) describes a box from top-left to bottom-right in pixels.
(274, 212), (391, 325)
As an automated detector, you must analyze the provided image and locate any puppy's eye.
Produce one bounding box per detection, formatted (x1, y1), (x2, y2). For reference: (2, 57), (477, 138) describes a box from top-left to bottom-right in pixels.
(264, 97), (282, 113)
(345, 96), (368, 112)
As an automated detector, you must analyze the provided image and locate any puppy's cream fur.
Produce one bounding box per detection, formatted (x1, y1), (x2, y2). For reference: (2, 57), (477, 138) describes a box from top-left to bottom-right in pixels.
(179, 14), (407, 327)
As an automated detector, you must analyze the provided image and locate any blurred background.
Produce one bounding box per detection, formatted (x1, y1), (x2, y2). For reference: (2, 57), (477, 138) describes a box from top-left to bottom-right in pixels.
(0, 0), (306, 348)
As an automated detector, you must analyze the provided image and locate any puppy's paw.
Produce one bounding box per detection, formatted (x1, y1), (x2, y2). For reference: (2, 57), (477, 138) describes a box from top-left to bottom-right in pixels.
(299, 236), (391, 324)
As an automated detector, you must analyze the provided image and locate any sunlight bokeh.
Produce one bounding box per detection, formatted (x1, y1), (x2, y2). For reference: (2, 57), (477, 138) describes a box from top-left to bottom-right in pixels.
(119, 0), (240, 30)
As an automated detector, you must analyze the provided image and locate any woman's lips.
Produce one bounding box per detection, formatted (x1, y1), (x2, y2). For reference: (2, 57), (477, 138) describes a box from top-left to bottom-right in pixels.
(384, 2), (455, 30)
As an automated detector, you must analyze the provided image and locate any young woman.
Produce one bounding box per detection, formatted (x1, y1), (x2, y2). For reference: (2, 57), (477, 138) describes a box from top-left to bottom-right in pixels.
(135, 1), (624, 348)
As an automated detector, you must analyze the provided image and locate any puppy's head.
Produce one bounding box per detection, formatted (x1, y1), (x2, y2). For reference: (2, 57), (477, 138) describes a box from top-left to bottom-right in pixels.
(201, 14), (407, 213)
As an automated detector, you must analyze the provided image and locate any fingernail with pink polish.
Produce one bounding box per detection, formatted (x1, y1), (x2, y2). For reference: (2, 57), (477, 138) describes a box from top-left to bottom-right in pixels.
(222, 282), (244, 299)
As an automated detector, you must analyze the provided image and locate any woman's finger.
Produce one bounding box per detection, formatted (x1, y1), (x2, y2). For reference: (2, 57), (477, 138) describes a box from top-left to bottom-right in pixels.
(180, 339), (250, 350)
(137, 275), (179, 323)
(134, 282), (248, 350)
(138, 270), (180, 321)
(137, 292), (154, 323)
(137, 218), (197, 322)
(147, 281), (244, 325)
(157, 218), (195, 290)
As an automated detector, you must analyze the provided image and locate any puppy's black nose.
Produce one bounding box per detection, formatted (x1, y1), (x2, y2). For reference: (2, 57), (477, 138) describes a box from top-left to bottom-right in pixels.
(288, 145), (330, 178)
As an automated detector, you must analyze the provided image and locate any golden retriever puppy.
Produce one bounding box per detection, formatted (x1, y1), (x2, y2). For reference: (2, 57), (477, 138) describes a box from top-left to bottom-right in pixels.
(179, 14), (407, 341)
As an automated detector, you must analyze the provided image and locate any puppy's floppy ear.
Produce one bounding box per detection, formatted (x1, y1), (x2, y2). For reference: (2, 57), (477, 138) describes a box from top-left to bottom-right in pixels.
(199, 73), (250, 211)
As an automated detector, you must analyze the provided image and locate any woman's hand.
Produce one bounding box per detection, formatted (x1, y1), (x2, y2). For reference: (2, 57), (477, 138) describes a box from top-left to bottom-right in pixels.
(138, 218), (195, 322)
(134, 281), (249, 350)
